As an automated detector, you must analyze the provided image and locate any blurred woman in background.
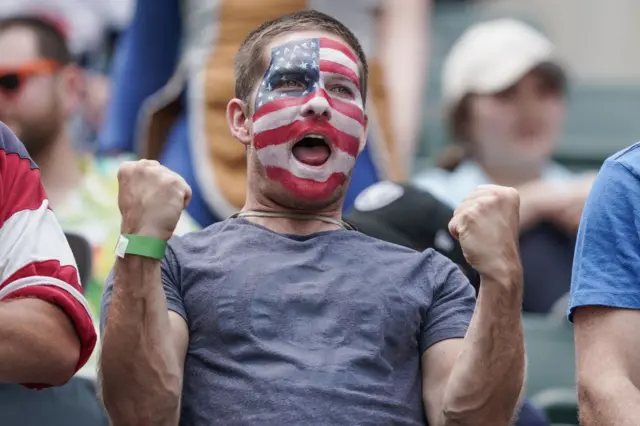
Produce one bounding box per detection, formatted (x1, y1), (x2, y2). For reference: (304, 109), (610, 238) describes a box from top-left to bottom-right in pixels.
(414, 18), (595, 313)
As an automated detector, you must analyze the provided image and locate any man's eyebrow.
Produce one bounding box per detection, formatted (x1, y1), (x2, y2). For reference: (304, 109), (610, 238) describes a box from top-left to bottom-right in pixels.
(323, 71), (360, 88)
(268, 65), (314, 78)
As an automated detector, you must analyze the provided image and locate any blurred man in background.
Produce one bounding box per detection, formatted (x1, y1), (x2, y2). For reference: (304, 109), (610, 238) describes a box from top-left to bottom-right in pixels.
(0, 14), (195, 425)
(0, 15), (198, 319)
(98, 0), (428, 227)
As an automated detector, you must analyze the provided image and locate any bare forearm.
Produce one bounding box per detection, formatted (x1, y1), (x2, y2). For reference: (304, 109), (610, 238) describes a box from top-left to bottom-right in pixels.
(517, 183), (546, 231)
(100, 257), (181, 425)
(579, 375), (640, 426)
(0, 299), (80, 385)
(442, 270), (525, 425)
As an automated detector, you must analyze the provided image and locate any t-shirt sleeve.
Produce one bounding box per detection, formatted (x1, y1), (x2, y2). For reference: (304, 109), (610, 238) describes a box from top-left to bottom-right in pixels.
(420, 250), (476, 353)
(100, 240), (187, 333)
(568, 159), (640, 320)
(0, 124), (96, 385)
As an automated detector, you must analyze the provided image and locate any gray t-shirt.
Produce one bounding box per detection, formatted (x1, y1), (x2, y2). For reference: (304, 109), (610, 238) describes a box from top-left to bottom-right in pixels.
(101, 218), (475, 426)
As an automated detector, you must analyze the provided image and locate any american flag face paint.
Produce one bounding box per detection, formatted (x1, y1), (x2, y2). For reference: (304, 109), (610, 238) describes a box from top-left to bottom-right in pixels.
(252, 37), (366, 201)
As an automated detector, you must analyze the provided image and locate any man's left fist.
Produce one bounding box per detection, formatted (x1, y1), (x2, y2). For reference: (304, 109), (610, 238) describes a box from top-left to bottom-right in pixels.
(448, 185), (521, 279)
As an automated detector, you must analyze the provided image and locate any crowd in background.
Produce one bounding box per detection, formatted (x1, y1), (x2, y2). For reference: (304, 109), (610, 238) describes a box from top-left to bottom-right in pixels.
(0, 0), (637, 424)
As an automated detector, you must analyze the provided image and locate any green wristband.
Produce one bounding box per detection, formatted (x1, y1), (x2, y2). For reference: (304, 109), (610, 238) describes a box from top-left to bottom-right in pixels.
(115, 234), (168, 260)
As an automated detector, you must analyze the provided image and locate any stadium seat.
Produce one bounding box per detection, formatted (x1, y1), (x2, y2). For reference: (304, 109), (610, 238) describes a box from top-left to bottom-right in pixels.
(523, 314), (577, 424)
(523, 313), (576, 397)
(64, 232), (92, 291)
(531, 387), (579, 425)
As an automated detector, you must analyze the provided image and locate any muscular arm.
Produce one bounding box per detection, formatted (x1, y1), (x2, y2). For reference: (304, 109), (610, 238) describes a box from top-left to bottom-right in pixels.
(379, 0), (430, 171)
(100, 256), (188, 426)
(423, 270), (525, 425)
(0, 299), (81, 385)
(573, 307), (640, 425)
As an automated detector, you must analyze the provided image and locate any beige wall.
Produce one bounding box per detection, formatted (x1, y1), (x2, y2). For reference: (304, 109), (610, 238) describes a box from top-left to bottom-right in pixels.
(475, 0), (640, 85)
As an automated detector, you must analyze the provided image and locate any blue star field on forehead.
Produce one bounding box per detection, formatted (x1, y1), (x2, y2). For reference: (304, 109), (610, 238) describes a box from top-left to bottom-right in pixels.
(255, 38), (321, 110)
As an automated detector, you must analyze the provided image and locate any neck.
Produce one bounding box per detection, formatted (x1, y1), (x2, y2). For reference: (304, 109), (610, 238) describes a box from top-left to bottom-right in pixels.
(477, 159), (545, 188)
(240, 193), (345, 235)
(34, 129), (81, 206)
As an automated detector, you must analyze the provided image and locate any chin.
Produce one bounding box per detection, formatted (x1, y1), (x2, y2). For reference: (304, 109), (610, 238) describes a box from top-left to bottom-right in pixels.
(278, 183), (345, 211)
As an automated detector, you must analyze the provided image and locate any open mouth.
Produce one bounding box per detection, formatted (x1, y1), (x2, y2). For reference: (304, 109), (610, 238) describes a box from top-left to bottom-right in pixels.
(292, 134), (332, 166)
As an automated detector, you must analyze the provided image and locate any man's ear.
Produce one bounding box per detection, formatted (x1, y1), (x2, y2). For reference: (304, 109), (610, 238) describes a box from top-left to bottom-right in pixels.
(226, 98), (252, 146)
(359, 113), (369, 153)
(56, 64), (83, 114)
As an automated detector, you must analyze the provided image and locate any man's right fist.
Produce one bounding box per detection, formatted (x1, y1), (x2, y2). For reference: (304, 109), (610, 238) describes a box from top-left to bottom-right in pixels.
(117, 160), (192, 240)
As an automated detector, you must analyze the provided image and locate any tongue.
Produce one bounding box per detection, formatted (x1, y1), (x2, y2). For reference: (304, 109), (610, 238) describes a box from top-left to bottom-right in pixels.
(292, 143), (331, 166)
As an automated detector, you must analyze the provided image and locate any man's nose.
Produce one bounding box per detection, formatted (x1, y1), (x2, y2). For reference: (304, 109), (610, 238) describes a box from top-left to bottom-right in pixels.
(300, 93), (331, 120)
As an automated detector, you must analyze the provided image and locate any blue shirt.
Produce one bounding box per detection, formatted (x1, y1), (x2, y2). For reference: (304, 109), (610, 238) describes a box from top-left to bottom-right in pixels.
(102, 218), (475, 426)
(568, 142), (640, 320)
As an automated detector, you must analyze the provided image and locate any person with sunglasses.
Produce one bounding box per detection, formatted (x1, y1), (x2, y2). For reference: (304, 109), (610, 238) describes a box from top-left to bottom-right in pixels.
(0, 14), (199, 332)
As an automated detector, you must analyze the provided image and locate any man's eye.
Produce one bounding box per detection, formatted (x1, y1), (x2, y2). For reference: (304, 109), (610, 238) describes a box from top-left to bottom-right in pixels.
(329, 85), (354, 97)
(273, 79), (304, 90)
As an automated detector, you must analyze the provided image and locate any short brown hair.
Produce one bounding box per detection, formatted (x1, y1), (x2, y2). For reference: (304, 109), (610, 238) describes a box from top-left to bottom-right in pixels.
(234, 10), (368, 106)
(0, 16), (72, 65)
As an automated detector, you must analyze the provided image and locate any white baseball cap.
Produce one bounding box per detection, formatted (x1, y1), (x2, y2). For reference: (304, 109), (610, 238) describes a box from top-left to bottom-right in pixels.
(442, 18), (562, 110)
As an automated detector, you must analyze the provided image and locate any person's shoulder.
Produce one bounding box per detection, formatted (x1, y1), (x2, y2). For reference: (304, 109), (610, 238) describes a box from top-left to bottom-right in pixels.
(605, 141), (640, 177)
(0, 122), (38, 170)
(412, 167), (453, 201)
(348, 229), (420, 254)
(166, 219), (236, 254)
(412, 163), (478, 208)
(345, 231), (445, 272)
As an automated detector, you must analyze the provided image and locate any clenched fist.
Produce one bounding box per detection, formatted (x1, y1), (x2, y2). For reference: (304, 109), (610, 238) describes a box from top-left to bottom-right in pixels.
(448, 185), (521, 280)
(117, 160), (192, 240)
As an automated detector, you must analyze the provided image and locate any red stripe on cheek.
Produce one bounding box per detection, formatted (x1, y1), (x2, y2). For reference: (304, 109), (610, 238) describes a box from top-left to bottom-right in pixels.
(319, 38), (358, 64)
(253, 94), (312, 121)
(326, 96), (364, 124)
(266, 167), (347, 199)
(254, 120), (361, 157)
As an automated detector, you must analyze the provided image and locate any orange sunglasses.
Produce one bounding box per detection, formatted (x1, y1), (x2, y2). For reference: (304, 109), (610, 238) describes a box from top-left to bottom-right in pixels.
(0, 59), (62, 96)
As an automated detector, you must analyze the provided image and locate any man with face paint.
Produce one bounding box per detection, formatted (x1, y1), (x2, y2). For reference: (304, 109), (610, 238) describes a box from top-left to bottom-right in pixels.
(99, 11), (526, 426)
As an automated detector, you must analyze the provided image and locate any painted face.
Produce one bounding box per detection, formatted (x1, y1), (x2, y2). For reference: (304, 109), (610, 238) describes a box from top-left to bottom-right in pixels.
(251, 37), (366, 201)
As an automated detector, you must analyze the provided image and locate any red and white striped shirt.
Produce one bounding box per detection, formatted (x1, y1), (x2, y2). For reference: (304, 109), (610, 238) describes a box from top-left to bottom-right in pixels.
(0, 122), (96, 386)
